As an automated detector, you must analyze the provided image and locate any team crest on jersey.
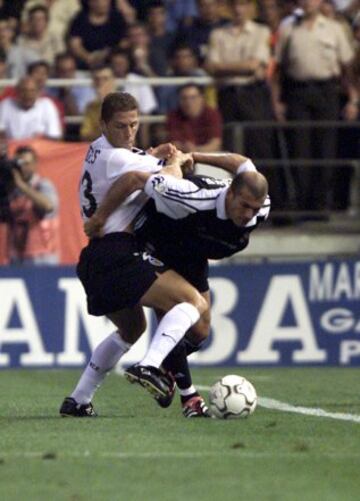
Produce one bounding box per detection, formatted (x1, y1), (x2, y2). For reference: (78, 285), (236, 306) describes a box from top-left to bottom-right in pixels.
(151, 175), (166, 193)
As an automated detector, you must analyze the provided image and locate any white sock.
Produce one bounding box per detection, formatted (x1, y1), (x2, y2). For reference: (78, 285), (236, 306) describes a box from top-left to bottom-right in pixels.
(140, 302), (200, 368)
(179, 385), (197, 397)
(71, 331), (131, 404)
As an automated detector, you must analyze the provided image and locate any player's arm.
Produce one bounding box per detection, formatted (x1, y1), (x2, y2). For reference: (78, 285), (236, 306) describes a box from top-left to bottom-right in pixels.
(143, 173), (226, 219)
(85, 170), (151, 237)
(192, 152), (258, 175)
(84, 152), (190, 237)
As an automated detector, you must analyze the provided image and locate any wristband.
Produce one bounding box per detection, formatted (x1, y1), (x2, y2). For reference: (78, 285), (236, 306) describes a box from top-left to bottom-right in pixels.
(236, 159), (257, 174)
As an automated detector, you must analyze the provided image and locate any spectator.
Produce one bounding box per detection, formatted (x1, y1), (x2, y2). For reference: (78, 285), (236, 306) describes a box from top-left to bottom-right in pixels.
(108, 48), (157, 114)
(146, 1), (176, 77)
(21, 0), (81, 39)
(16, 5), (65, 66)
(110, 48), (158, 147)
(271, 0), (357, 211)
(27, 60), (65, 125)
(1, 145), (60, 265)
(0, 0), (23, 31)
(176, 0), (229, 63)
(125, 22), (157, 77)
(164, 0), (198, 31)
(256, 0), (283, 79)
(51, 52), (95, 115)
(68, 0), (127, 70)
(205, 0), (275, 160)
(158, 43), (209, 113)
(320, 0), (354, 42)
(80, 65), (117, 141)
(130, 0), (198, 29)
(0, 76), (62, 139)
(81, 60), (156, 146)
(166, 83), (222, 152)
(0, 19), (39, 79)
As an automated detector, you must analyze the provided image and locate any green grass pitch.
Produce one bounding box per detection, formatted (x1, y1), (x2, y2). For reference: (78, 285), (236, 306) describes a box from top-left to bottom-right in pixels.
(1, 368), (360, 501)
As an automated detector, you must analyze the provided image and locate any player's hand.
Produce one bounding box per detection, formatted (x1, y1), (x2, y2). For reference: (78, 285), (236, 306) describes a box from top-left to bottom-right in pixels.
(148, 143), (178, 160)
(84, 213), (106, 238)
(180, 152), (194, 175)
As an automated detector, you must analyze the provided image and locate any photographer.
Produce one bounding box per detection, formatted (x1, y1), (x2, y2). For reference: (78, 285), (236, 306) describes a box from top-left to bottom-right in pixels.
(1, 145), (60, 265)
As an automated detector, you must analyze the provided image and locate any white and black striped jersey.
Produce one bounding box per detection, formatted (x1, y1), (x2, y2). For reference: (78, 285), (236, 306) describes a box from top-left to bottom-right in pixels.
(134, 174), (271, 260)
(79, 135), (164, 234)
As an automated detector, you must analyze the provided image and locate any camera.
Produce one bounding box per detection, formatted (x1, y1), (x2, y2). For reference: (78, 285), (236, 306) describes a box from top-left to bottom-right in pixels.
(0, 154), (22, 222)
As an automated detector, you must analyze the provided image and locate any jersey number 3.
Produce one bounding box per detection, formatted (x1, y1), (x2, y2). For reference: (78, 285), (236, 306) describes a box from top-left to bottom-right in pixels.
(81, 171), (97, 218)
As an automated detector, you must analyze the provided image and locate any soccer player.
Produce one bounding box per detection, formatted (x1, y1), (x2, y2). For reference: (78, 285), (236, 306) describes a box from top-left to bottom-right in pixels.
(59, 92), (208, 417)
(85, 152), (270, 417)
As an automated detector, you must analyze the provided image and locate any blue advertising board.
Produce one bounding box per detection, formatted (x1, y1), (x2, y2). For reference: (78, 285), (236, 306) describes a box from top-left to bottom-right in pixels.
(0, 258), (359, 368)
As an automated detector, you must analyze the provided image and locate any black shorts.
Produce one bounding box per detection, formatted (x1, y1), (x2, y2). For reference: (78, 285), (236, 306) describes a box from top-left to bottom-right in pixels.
(155, 250), (209, 293)
(77, 233), (166, 316)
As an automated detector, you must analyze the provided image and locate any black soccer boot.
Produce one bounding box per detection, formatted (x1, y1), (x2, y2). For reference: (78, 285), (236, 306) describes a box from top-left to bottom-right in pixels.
(124, 364), (171, 399)
(59, 397), (97, 417)
(155, 372), (176, 408)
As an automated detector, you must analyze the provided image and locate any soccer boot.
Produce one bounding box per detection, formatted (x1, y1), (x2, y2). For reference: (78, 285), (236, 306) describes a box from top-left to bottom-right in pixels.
(155, 372), (176, 408)
(59, 397), (97, 417)
(124, 364), (171, 399)
(182, 395), (211, 418)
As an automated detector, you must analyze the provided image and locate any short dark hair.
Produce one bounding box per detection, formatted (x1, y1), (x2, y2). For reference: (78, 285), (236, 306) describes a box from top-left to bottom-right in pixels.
(178, 83), (204, 96)
(108, 48), (130, 61)
(230, 171), (268, 199)
(55, 52), (76, 64)
(15, 145), (37, 161)
(27, 60), (50, 75)
(101, 92), (139, 122)
(146, 0), (166, 12)
(171, 43), (197, 58)
(28, 5), (49, 20)
(91, 64), (114, 75)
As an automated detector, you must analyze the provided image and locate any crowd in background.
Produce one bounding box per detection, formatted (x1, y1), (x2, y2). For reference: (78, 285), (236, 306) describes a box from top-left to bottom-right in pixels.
(0, 0), (359, 214)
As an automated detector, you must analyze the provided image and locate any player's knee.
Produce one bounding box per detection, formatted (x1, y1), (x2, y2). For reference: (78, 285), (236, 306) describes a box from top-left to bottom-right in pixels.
(189, 312), (211, 342)
(187, 291), (207, 316)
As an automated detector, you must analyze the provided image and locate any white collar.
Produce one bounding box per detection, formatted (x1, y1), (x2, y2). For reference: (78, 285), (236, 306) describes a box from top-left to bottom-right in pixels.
(100, 134), (114, 148)
(216, 188), (229, 219)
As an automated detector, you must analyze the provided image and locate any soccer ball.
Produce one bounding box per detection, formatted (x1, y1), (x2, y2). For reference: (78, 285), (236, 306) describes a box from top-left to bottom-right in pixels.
(209, 375), (257, 419)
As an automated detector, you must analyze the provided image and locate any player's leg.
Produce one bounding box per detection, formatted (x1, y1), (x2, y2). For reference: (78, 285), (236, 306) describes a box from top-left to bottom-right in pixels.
(60, 305), (146, 417)
(124, 269), (207, 396)
(159, 291), (211, 417)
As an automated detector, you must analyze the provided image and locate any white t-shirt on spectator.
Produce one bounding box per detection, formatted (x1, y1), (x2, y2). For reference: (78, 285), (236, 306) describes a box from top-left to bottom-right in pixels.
(0, 96), (62, 139)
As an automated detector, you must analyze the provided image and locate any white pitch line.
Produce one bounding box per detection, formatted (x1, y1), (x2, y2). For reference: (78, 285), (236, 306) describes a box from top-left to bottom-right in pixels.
(197, 385), (360, 424)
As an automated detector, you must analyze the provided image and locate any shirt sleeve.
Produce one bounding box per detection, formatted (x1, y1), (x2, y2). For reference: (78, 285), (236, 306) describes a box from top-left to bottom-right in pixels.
(206, 29), (223, 65)
(144, 174), (220, 219)
(334, 21), (354, 65)
(43, 98), (62, 139)
(106, 149), (162, 180)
